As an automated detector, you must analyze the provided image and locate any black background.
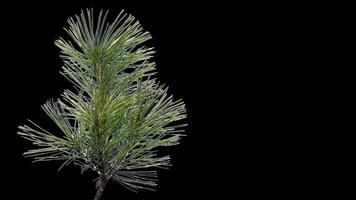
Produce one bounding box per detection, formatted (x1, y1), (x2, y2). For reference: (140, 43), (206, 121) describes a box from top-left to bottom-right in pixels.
(0, 1), (238, 199)
(0, 1), (344, 199)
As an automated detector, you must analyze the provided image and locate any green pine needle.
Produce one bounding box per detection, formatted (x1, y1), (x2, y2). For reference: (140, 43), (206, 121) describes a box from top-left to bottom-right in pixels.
(17, 9), (187, 194)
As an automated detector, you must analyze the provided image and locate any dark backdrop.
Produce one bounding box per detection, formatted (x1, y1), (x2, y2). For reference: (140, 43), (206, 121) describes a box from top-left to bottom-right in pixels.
(0, 1), (336, 199)
(0, 1), (235, 199)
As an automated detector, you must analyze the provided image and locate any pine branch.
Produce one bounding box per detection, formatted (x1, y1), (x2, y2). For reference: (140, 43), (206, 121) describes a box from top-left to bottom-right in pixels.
(18, 9), (187, 199)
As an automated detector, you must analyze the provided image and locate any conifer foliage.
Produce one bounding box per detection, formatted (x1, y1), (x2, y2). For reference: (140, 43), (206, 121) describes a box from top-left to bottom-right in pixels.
(18, 9), (187, 200)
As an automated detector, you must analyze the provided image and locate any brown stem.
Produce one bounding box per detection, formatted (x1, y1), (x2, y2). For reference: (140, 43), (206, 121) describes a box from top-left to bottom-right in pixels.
(94, 176), (109, 200)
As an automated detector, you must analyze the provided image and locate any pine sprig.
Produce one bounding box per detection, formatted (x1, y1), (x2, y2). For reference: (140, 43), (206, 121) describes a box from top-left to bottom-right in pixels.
(18, 9), (187, 198)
